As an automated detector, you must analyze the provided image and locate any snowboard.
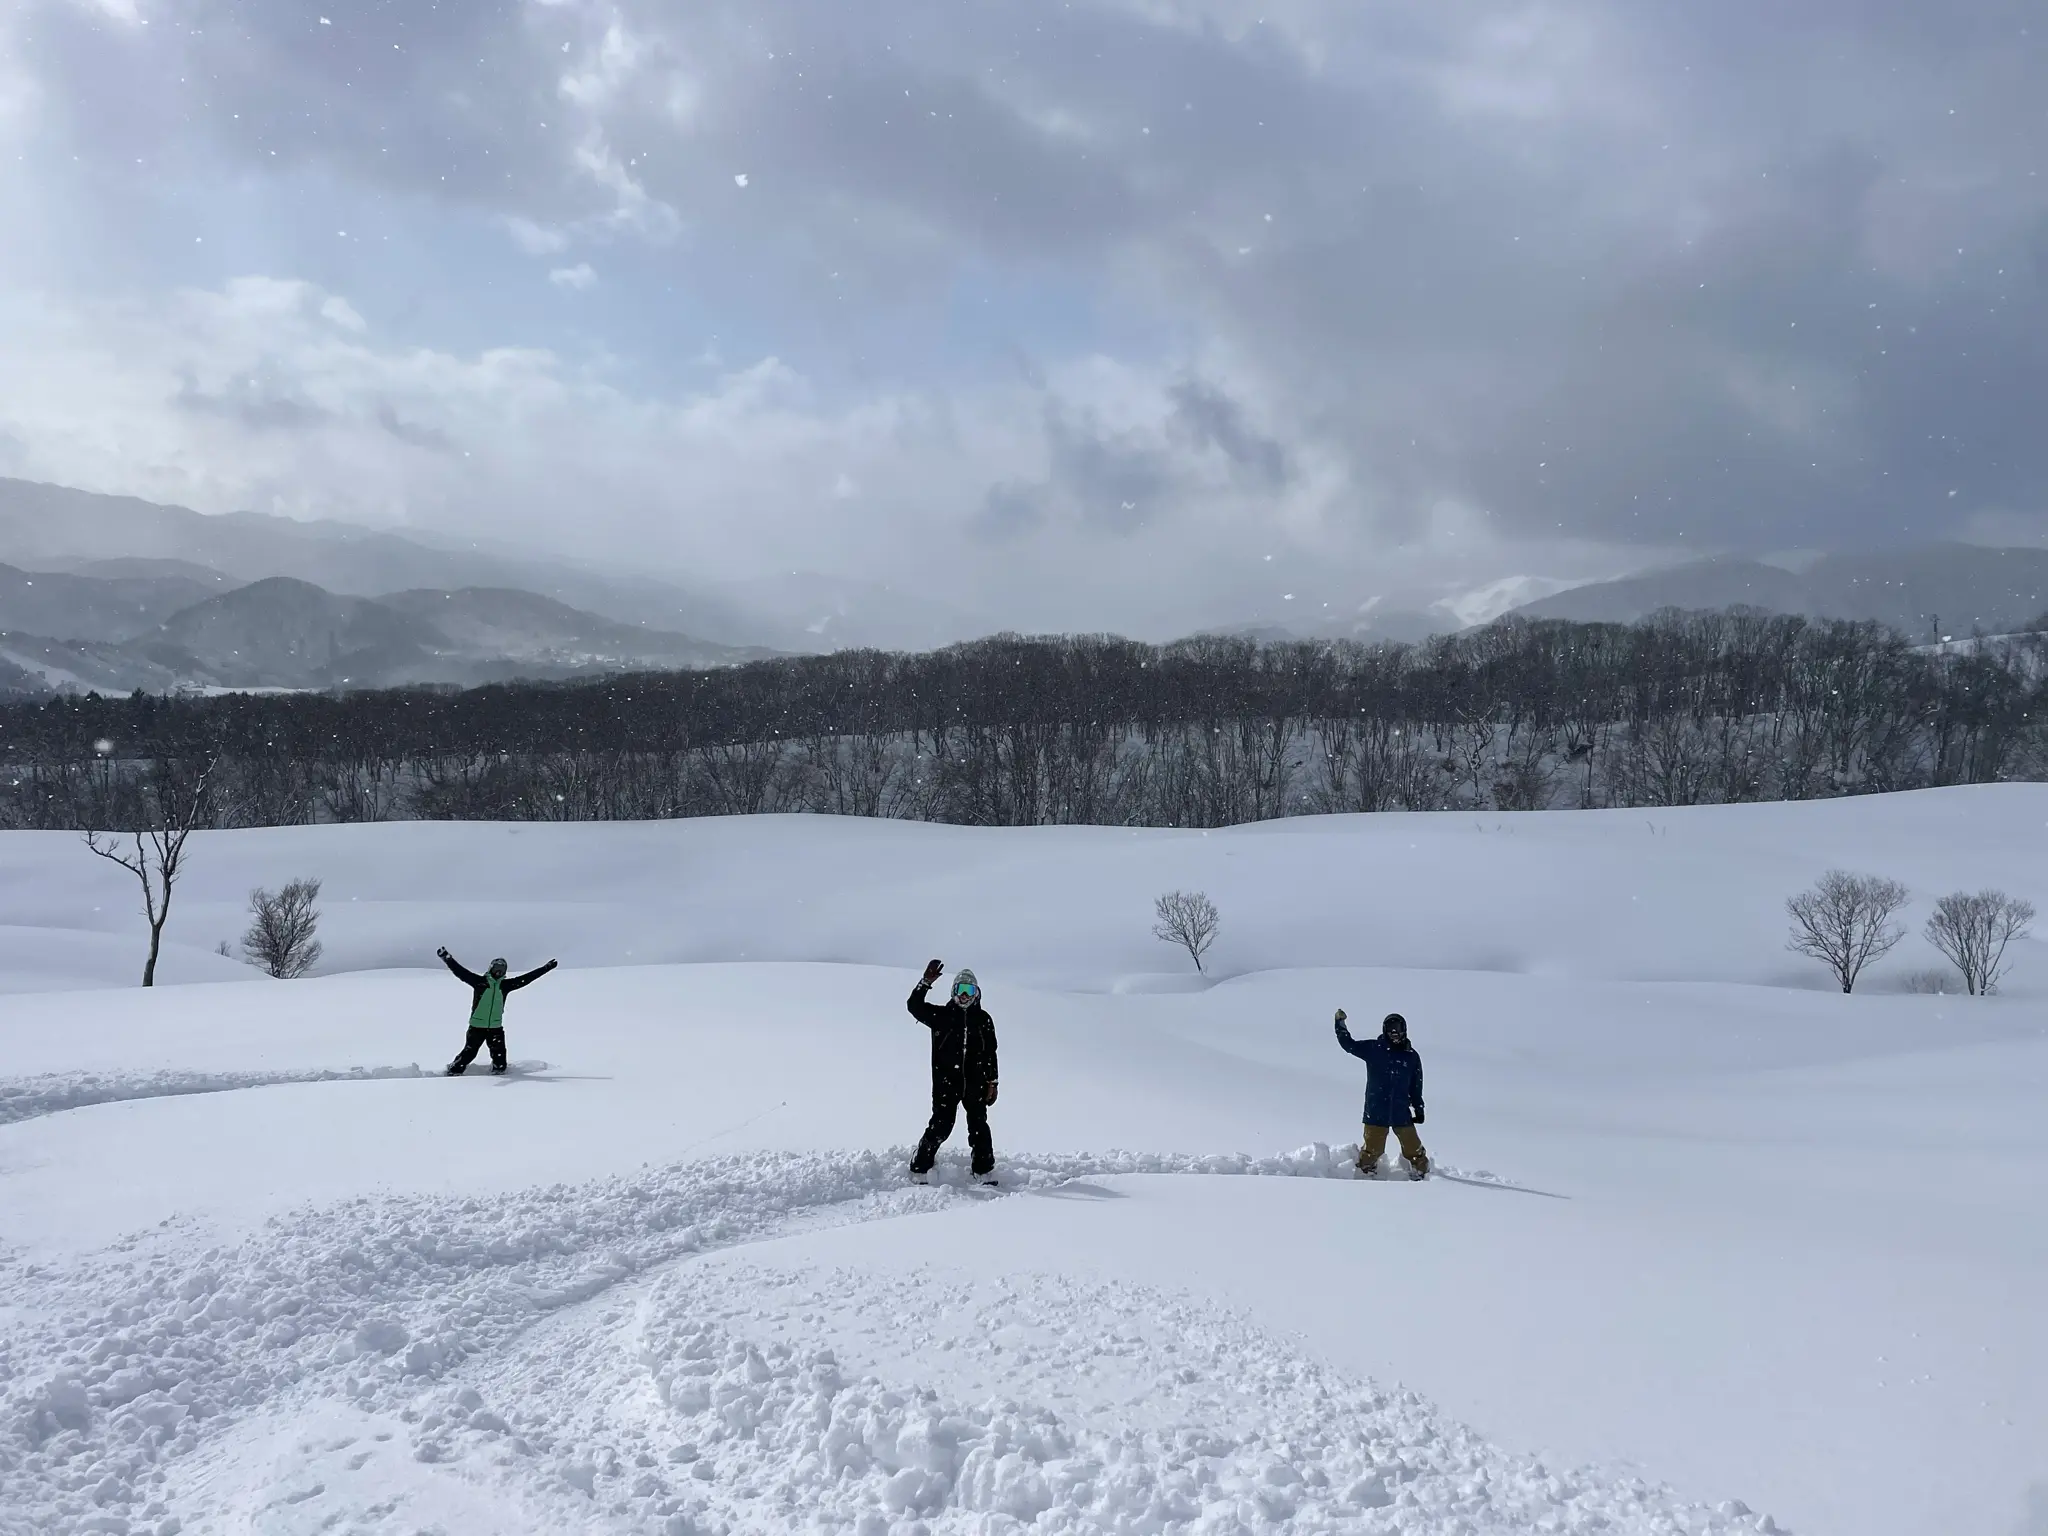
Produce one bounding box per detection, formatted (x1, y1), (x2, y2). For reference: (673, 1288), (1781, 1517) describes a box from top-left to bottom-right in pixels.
(445, 1058), (550, 1078)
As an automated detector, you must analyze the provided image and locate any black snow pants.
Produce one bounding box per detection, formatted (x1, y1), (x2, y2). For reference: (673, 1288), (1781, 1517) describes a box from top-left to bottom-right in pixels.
(912, 1074), (994, 1176)
(449, 1026), (508, 1073)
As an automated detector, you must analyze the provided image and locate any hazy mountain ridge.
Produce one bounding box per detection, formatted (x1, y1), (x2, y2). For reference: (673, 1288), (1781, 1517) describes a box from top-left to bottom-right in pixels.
(11, 478), (2048, 695)
(153, 578), (455, 689)
(0, 632), (204, 695)
(0, 574), (775, 695)
(0, 478), (797, 692)
(1511, 546), (2048, 635)
(375, 587), (766, 665)
(0, 478), (972, 654)
(0, 561), (242, 645)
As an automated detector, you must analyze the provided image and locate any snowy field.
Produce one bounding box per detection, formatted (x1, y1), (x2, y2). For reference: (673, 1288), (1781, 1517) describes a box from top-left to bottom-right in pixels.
(2, 789), (2045, 1536)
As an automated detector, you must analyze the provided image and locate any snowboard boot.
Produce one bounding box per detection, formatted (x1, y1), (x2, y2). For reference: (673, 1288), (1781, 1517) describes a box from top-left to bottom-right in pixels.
(1355, 1153), (1380, 1179)
(490, 1063), (508, 1075)
(444, 1062), (466, 1077)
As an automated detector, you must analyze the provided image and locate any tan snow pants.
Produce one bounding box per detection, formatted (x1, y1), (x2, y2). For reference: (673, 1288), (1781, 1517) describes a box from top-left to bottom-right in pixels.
(1360, 1123), (1429, 1175)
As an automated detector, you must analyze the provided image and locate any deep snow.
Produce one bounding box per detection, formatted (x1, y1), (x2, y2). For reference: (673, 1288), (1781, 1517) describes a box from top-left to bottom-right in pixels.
(3, 788), (2046, 1535)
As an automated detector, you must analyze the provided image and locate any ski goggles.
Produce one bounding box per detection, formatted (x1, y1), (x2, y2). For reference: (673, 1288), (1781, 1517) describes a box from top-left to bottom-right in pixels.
(953, 984), (980, 1002)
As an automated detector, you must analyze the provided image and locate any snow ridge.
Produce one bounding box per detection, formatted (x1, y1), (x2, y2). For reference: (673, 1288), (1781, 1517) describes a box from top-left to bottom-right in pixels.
(0, 1065), (430, 1127)
(0, 1147), (1753, 1536)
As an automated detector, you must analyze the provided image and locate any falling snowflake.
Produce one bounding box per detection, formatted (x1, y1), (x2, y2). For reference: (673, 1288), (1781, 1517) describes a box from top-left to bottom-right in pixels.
(734, 173), (750, 187)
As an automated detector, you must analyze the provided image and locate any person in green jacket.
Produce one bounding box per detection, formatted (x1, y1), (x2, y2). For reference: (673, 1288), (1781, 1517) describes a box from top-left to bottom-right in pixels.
(438, 947), (557, 1075)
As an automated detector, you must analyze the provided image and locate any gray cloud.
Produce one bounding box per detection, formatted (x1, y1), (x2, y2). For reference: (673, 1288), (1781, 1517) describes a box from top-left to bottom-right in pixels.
(375, 403), (455, 455)
(1044, 407), (1178, 534)
(977, 480), (1050, 543)
(175, 371), (331, 432)
(27, 0), (581, 214)
(1169, 381), (1288, 491)
(6, 0), (2046, 635)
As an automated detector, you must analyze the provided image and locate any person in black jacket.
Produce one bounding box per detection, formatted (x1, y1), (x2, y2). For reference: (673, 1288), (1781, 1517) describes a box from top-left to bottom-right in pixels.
(438, 948), (558, 1075)
(906, 958), (1000, 1181)
(1334, 1008), (1429, 1178)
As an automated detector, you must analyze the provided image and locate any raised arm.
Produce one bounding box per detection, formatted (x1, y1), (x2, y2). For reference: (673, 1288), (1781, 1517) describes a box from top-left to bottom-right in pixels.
(438, 948), (483, 987)
(907, 958), (949, 1027)
(907, 980), (949, 1027)
(503, 959), (559, 993)
(1333, 1009), (1374, 1062)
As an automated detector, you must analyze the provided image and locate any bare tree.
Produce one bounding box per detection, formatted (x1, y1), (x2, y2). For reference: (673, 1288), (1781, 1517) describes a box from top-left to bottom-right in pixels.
(83, 758), (217, 987)
(1153, 889), (1222, 973)
(1924, 889), (2035, 995)
(1785, 870), (1910, 994)
(242, 878), (325, 979)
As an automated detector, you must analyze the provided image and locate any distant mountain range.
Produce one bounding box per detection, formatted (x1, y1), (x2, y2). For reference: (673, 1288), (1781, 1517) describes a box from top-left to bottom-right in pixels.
(1506, 547), (2048, 638)
(1206, 609), (1449, 648)
(0, 477), (975, 662)
(1199, 547), (2048, 652)
(8, 476), (2048, 695)
(0, 572), (773, 693)
(0, 559), (240, 644)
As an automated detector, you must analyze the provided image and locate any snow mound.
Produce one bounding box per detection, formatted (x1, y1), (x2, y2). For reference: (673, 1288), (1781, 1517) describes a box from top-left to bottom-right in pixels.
(615, 1261), (1784, 1535)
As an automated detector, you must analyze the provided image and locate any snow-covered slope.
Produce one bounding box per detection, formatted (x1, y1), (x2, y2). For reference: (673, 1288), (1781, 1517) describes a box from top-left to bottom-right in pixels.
(2, 792), (2044, 1536)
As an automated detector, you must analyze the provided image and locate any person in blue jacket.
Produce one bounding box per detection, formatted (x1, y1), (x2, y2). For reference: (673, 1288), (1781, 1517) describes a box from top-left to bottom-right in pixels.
(1334, 1008), (1429, 1179)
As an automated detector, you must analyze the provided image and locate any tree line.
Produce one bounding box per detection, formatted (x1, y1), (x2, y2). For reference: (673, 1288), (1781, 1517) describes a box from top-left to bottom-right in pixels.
(1, 608), (2041, 834)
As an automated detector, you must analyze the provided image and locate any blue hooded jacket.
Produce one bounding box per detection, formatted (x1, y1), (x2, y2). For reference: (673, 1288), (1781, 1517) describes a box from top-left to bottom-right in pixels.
(1335, 1017), (1425, 1128)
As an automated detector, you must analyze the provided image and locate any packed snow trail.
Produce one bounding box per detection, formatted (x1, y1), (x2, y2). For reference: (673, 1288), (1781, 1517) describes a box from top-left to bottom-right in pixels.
(0, 1146), (1748, 1536)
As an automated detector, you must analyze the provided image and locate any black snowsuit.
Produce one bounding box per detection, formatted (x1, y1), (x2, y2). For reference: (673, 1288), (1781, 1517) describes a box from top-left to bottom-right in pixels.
(906, 981), (1000, 1176)
(444, 955), (557, 1073)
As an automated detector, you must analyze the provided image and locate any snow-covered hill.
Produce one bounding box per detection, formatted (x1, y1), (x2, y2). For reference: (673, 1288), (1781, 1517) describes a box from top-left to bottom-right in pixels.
(2, 792), (2044, 1535)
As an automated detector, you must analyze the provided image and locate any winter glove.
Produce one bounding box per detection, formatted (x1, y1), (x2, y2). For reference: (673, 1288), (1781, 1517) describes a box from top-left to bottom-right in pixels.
(436, 947), (451, 961)
(1334, 1008), (1347, 1025)
(921, 958), (945, 986)
(1412, 1107), (1425, 1125)
(985, 1080), (999, 1106)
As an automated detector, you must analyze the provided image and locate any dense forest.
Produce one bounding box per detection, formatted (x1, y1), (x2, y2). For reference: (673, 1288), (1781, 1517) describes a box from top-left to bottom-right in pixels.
(1, 609), (2041, 833)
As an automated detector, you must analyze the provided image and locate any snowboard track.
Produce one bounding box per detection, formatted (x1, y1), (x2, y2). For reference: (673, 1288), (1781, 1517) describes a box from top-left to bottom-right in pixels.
(0, 1144), (1779, 1536)
(0, 1065), (437, 1127)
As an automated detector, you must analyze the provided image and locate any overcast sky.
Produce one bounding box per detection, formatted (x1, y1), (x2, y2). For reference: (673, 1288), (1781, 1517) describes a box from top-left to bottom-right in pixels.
(1, 1), (2042, 636)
